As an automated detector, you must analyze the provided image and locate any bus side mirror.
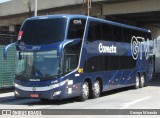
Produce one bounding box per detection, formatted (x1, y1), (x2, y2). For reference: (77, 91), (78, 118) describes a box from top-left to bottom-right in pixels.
(18, 52), (22, 60)
(3, 42), (16, 60)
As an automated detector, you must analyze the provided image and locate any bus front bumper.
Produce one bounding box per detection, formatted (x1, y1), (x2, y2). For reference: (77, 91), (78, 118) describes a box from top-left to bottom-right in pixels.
(14, 80), (68, 100)
(14, 87), (62, 100)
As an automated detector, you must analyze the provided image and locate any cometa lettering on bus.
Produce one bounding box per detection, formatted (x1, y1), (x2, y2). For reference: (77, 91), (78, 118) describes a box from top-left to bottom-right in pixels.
(98, 43), (117, 53)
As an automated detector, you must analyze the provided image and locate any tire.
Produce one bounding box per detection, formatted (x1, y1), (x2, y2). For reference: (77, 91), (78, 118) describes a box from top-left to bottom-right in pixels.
(134, 74), (140, 89)
(91, 80), (101, 99)
(78, 81), (90, 101)
(140, 74), (145, 88)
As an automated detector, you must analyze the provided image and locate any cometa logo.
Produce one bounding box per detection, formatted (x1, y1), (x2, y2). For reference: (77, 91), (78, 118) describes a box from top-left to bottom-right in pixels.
(98, 43), (117, 53)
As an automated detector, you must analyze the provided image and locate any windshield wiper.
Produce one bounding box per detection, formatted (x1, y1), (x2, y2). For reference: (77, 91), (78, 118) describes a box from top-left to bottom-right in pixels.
(15, 74), (29, 80)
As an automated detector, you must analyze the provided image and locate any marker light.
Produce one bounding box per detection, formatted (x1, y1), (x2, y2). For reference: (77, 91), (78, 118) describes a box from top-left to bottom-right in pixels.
(18, 31), (23, 40)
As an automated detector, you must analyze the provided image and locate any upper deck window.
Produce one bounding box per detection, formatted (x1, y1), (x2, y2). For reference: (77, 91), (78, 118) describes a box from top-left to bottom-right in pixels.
(18, 18), (67, 45)
(67, 19), (86, 39)
(87, 21), (101, 42)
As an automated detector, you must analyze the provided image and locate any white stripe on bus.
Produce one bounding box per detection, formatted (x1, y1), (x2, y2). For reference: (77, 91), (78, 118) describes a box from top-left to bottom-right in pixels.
(15, 79), (68, 91)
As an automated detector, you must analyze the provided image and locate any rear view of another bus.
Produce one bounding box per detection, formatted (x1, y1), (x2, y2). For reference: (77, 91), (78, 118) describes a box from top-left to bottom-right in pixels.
(154, 36), (160, 78)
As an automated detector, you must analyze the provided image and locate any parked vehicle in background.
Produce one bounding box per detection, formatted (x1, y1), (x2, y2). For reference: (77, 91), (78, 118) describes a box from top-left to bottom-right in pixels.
(154, 36), (160, 78)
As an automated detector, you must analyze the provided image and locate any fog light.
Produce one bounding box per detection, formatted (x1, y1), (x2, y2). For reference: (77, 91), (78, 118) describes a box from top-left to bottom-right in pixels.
(14, 90), (19, 96)
(53, 91), (61, 96)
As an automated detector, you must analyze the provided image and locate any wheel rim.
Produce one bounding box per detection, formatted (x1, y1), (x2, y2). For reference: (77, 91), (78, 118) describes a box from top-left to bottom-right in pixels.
(136, 76), (139, 87)
(82, 82), (89, 98)
(94, 81), (100, 96)
(141, 75), (145, 86)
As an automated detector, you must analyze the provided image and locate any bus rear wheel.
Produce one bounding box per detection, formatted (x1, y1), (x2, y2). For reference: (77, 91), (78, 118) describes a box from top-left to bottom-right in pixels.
(78, 81), (89, 101)
(134, 74), (140, 89)
(91, 80), (101, 98)
(140, 74), (145, 88)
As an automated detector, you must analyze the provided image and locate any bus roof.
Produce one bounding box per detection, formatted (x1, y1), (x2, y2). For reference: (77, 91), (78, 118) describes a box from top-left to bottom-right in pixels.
(27, 14), (150, 33)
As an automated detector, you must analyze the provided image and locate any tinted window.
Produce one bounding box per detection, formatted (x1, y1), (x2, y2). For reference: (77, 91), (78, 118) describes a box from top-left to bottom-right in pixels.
(101, 23), (113, 41)
(109, 56), (120, 70)
(18, 18), (67, 45)
(132, 30), (139, 37)
(84, 56), (136, 72)
(138, 31), (146, 41)
(104, 56), (110, 71)
(119, 56), (129, 69)
(67, 19), (86, 39)
(87, 21), (101, 42)
(84, 56), (104, 72)
(113, 26), (123, 42)
(123, 28), (132, 43)
(132, 30), (150, 42)
(119, 56), (136, 69)
(128, 56), (136, 69)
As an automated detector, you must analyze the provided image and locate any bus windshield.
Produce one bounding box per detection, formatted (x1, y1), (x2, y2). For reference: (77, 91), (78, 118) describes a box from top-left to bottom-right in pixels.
(18, 18), (67, 45)
(15, 50), (60, 79)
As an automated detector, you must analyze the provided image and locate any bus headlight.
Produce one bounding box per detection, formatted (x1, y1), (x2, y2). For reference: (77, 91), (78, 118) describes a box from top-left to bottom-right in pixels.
(53, 91), (61, 96)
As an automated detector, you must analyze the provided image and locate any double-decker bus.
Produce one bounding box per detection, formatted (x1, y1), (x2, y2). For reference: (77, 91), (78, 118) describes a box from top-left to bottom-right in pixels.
(3, 14), (153, 101)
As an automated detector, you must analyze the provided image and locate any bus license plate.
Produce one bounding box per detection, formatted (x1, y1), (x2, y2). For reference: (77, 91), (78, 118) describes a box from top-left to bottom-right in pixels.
(30, 94), (39, 98)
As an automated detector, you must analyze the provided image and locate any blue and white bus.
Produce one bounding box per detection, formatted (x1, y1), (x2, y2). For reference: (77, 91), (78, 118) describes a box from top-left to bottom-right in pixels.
(4, 14), (153, 101)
